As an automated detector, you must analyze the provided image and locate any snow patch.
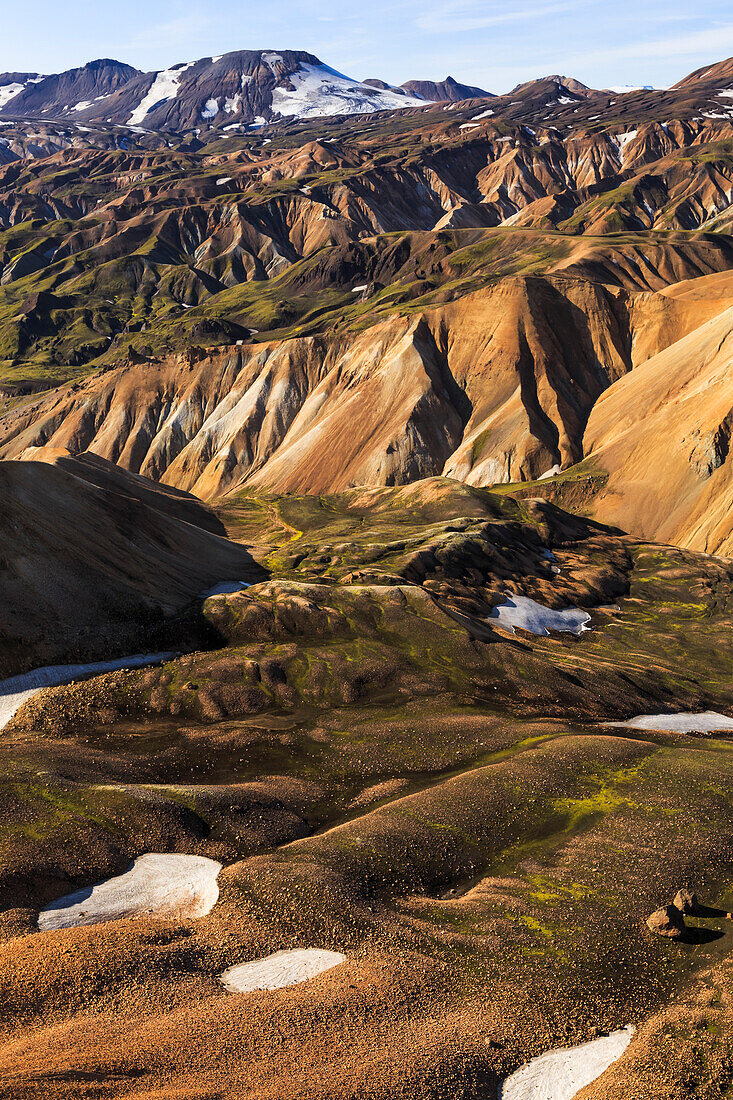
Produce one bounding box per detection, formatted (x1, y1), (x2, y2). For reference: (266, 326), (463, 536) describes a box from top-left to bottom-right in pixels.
(613, 129), (638, 159)
(606, 712), (733, 733)
(221, 949), (347, 993)
(0, 652), (175, 731)
(38, 853), (222, 930)
(0, 82), (30, 108)
(500, 1027), (634, 1100)
(472, 108), (495, 120)
(538, 464), (562, 480)
(128, 62), (194, 126)
(488, 596), (590, 637)
(216, 176), (233, 185)
(202, 97), (220, 119)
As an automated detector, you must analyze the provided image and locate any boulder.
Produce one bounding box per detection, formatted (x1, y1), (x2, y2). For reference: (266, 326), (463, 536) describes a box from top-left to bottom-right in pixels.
(673, 889), (700, 915)
(646, 903), (686, 939)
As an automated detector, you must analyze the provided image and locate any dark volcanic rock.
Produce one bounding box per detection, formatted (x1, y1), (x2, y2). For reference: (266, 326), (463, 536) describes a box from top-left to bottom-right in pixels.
(401, 75), (494, 102)
(1, 59), (139, 117)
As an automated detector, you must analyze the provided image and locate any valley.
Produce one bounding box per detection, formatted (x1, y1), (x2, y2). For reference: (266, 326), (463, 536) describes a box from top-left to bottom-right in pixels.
(1, 43), (733, 1100)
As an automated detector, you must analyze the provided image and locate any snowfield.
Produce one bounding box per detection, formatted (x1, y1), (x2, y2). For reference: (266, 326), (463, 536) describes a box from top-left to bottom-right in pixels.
(38, 853), (222, 930)
(221, 949), (347, 993)
(270, 62), (426, 119)
(0, 78), (45, 108)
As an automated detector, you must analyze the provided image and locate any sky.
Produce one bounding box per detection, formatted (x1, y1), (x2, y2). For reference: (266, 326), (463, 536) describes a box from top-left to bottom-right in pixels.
(1, 0), (733, 92)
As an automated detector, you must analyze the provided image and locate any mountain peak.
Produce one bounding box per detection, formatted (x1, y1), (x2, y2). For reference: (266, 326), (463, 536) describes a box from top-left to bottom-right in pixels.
(400, 75), (493, 102)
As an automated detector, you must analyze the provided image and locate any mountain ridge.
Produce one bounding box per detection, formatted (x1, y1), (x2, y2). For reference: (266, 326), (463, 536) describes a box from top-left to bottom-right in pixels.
(0, 50), (731, 136)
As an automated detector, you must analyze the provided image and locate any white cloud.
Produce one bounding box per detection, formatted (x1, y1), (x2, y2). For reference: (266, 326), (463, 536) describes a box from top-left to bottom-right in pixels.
(580, 22), (733, 65)
(416, 0), (587, 34)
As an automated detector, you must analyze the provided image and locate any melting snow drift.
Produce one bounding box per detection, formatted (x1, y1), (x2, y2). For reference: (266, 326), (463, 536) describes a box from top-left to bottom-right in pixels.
(607, 712), (733, 733)
(500, 1027), (634, 1100)
(0, 652), (175, 731)
(488, 596), (590, 636)
(38, 853), (222, 930)
(221, 948), (347, 993)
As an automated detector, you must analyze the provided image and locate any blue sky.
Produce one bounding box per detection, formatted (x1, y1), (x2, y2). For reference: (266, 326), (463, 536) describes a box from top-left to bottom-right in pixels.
(2, 0), (733, 92)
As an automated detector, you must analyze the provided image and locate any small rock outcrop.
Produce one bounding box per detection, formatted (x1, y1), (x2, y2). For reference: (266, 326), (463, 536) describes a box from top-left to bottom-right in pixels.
(646, 903), (686, 939)
(673, 888), (700, 915)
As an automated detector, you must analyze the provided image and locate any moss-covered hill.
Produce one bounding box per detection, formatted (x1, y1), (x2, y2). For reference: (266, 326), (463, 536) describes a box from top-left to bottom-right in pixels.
(2, 479), (733, 1096)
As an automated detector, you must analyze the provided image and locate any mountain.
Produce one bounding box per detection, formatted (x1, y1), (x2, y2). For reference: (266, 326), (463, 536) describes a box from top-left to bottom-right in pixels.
(0, 72), (45, 109)
(510, 74), (594, 98)
(0, 51), (427, 132)
(672, 55), (733, 89)
(400, 75), (494, 101)
(0, 59), (139, 116)
(1, 51), (733, 138)
(5, 44), (733, 1100)
(0, 450), (259, 677)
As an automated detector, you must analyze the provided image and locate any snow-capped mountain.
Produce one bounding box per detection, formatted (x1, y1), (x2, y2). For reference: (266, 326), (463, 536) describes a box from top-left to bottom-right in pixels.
(0, 73), (46, 108)
(0, 51), (427, 131)
(0, 60), (140, 117)
(3, 49), (733, 139)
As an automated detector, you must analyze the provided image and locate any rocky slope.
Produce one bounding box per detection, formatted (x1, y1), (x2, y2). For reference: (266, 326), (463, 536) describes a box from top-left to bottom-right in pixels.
(1, 479), (733, 1096)
(580, 274), (733, 553)
(2, 268), (733, 512)
(0, 59), (139, 119)
(0, 450), (260, 676)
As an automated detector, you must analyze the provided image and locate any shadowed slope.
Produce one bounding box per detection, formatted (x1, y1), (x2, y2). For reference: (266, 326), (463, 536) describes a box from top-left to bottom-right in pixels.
(0, 452), (262, 676)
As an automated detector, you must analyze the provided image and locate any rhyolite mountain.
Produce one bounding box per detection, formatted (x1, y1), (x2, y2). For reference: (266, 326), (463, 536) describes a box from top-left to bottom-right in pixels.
(4, 43), (733, 1100)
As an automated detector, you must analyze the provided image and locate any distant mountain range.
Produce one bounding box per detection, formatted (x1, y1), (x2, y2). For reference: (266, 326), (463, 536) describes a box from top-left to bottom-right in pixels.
(0, 49), (732, 139)
(0, 53), (428, 131)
